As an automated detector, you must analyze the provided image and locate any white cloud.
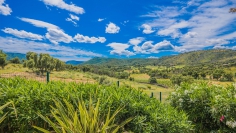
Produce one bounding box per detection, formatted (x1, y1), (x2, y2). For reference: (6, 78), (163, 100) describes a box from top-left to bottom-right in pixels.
(141, 41), (154, 50)
(132, 40), (175, 54)
(2, 28), (44, 40)
(19, 17), (59, 29)
(0, 37), (103, 61)
(183, 32), (198, 39)
(0, 0), (12, 15)
(66, 14), (79, 26)
(69, 14), (79, 20)
(107, 42), (135, 56)
(152, 40), (175, 51)
(157, 20), (189, 38)
(205, 39), (230, 46)
(74, 34), (106, 43)
(148, 56), (159, 59)
(143, 0), (236, 52)
(46, 28), (73, 45)
(41, 0), (85, 14)
(141, 24), (155, 34)
(98, 18), (105, 22)
(105, 22), (120, 34)
(128, 37), (145, 45)
(20, 17), (74, 45)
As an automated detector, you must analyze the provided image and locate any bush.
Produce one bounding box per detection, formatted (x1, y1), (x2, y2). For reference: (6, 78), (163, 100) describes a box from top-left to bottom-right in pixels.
(168, 82), (236, 132)
(0, 77), (193, 132)
(170, 75), (194, 85)
(148, 77), (157, 84)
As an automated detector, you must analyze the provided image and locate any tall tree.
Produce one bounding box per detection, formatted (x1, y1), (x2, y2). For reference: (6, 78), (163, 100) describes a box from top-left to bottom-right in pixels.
(0, 50), (7, 69)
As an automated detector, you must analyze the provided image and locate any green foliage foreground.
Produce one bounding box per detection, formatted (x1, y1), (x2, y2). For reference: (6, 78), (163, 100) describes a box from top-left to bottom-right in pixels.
(0, 77), (193, 133)
(168, 82), (236, 132)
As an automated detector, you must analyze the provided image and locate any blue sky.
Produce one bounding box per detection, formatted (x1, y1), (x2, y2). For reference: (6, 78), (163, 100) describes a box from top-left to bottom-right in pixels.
(0, 0), (236, 61)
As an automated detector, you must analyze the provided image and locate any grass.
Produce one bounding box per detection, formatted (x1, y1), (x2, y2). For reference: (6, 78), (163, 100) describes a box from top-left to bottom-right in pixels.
(4, 63), (236, 102)
(0, 64), (28, 74)
(130, 73), (150, 83)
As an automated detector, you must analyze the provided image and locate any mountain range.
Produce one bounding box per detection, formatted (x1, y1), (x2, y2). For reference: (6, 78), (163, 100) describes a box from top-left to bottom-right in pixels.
(5, 49), (236, 66)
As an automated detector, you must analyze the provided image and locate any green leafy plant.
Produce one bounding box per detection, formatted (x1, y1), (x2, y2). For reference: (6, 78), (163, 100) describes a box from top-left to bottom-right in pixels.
(0, 77), (193, 132)
(34, 97), (133, 133)
(168, 82), (236, 132)
(0, 102), (12, 124)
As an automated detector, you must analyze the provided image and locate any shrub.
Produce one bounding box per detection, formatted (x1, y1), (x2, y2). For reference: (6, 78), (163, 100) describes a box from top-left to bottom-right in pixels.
(0, 77), (193, 132)
(148, 77), (157, 84)
(168, 82), (236, 132)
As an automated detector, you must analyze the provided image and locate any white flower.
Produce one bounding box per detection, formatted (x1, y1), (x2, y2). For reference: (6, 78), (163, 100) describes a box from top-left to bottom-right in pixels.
(226, 120), (236, 128)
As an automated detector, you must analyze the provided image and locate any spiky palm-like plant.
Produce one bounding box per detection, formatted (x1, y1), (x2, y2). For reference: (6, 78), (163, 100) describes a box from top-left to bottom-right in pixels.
(34, 97), (133, 133)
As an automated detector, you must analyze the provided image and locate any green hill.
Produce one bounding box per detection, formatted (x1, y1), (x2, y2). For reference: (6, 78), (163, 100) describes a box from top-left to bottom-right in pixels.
(83, 49), (236, 66)
(6, 52), (26, 61)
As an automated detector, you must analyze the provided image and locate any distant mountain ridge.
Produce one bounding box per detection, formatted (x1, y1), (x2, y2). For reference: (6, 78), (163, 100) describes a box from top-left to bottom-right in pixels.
(83, 49), (236, 66)
(6, 52), (26, 61)
(66, 60), (84, 65)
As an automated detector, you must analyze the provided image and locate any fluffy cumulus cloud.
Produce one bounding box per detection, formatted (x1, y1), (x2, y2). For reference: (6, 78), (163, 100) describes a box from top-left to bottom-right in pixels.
(66, 14), (79, 26)
(2, 28), (44, 40)
(0, 0), (12, 15)
(0, 37), (103, 61)
(133, 40), (175, 54)
(128, 37), (145, 45)
(74, 34), (106, 43)
(41, 0), (85, 14)
(143, 0), (236, 52)
(141, 24), (155, 34)
(19, 17), (73, 44)
(152, 40), (174, 51)
(105, 22), (120, 34)
(107, 43), (135, 56)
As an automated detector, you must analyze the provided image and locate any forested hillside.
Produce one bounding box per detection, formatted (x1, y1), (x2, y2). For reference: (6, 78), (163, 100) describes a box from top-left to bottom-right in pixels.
(83, 49), (236, 66)
(6, 52), (26, 61)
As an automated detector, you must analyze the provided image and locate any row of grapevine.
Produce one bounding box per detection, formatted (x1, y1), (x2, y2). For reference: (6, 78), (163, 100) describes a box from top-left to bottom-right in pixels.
(0, 77), (193, 132)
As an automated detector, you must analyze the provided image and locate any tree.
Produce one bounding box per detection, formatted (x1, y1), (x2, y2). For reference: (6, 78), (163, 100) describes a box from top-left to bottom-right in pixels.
(0, 50), (7, 69)
(213, 69), (224, 80)
(223, 73), (233, 81)
(9, 57), (21, 64)
(37, 53), (52, 74)
(230, 8), (236, 13)
(149, 77), (157, 84)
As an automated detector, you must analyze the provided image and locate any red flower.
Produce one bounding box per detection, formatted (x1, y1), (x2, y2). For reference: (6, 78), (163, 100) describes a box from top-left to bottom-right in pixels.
(220, 115), (225, 122)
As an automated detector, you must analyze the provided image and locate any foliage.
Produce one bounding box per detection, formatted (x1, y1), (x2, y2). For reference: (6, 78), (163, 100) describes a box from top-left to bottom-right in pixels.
(83, 49), (236, 66)
(149, 77), (157, 84)
(230, 8), (236, 13)
(0, 77), (193, 132)
(34, 97), (133, 133)
(9, 57), (21, 64)
(0, 102), (13, 124)
(24, 52), (65, 74)
(168, 82), (236, 132)
(0, 50), (7, 69)
(170, 75), (194, 85)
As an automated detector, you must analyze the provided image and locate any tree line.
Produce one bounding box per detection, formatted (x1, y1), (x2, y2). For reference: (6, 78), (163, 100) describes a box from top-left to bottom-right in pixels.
(23, 52), (65, 74)
(0, 50), (66, 75)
